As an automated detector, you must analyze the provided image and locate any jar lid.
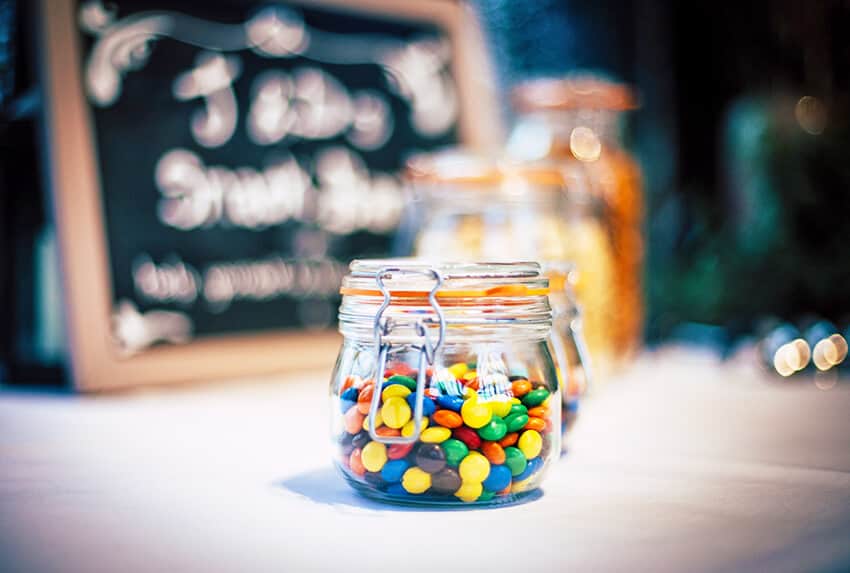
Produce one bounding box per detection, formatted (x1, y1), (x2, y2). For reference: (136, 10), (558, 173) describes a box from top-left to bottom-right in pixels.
(511, 75), (638, 112)
(338, 259), (553, 344)
(341, 259), (549, 300)
(405, 148), (565, 188)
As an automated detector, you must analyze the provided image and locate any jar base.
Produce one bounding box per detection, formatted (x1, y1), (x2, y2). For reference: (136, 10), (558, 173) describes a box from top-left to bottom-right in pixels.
(339, 467), (544, 509)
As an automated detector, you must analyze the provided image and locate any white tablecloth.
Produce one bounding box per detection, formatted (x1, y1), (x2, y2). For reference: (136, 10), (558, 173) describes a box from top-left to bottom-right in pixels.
(2, 348), (849, 572)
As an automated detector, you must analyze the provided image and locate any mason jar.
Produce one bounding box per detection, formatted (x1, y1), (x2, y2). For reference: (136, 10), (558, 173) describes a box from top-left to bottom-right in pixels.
(332, 260), (560, 506)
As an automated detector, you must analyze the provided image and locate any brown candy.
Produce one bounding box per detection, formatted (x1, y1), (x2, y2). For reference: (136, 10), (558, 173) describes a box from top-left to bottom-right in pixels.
(414, 443), (447, 474)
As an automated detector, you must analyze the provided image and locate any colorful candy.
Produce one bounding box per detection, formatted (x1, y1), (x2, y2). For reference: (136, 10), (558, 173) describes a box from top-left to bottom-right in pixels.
(460, 399), (492, 429)
(433, 410), (463, 428)
(414, 443), (447, 474)
(335, 365), (555, 504)
(478, 416), (507, 441)
(401, 467), (431, 494)
(458, 451), (490, 483)
(518, 430), (543, 459)
(441, 439), (469, 467)
(454, 481), (483, 502)
(381, 396), (411, 429)
(419, 426), (451, 443)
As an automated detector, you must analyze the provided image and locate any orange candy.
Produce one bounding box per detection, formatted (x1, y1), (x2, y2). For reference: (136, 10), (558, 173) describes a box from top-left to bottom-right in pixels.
(527, 406), (548, 418)
(433, 410), (463, 429)
(375, 426), (401, 438)
(499, 432), (519, 447)
(344, 407), (365, 434)
(524, 417), (546, 432)
(349, 448), (366, 476)
(356, 383), (374, 415)
(481, 441), (506, 465)
(511, 379), (532, 397)
(341, 375), (365, 393)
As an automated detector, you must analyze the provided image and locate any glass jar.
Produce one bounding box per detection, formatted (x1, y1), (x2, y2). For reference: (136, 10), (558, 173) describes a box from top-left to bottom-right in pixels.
(405, 151), (600, 429)
(331, 260), (560, 506)
(511, 76), (644, 371)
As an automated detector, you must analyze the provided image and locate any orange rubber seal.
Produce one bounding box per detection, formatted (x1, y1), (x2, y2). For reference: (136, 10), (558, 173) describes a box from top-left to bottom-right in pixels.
(339, 284), (549, 298)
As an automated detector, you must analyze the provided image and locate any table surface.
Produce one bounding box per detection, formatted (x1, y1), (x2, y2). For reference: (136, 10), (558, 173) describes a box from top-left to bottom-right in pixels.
(2, 348), (849, 573)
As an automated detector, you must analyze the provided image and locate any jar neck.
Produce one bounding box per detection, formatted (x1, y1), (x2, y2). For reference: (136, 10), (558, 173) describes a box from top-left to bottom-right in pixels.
(338, 293), (553, 344)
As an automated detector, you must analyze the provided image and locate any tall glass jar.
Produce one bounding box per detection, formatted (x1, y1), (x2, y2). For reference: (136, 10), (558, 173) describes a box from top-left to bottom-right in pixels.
(406, 151), (603, 410)
(511, 76), (644, 369)
(332, 260), (560, 506)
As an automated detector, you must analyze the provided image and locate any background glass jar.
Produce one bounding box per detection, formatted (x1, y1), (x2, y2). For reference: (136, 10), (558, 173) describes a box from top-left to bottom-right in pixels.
(332, 260), (560, 506)
(405, 151), (608, 387)
(510, 75), (644, 372)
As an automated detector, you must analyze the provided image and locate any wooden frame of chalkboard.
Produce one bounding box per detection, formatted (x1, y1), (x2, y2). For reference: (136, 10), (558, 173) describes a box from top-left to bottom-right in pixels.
(38, 0), (501, 391)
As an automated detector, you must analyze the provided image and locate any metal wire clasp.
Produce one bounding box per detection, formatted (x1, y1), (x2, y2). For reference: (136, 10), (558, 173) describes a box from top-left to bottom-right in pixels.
(367, 267), (445, 444)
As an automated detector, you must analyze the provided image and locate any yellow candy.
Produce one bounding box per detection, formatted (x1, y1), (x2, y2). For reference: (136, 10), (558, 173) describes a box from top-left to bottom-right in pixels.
(462, 386), (477, 400)
(511, 477), (533, 493)
(487, 397), (513, 418)
(381, 396), (411, 429)
(518, 430), (543, 459)
(362, 410), (383, 431)
(419, 426), (451, 443)
(462, 371), (478, 383)
(361, 441), (387, 472)
(458, 451), (490, 483)
(448, 362), (469, 378)
(461, 399), (492, 429)
(382, 385), (411, 401)
(401, 467), (431, 494)
(401, 417), (429, 437)
(455, 481), (483, 502)
(509, 397), (522, 405)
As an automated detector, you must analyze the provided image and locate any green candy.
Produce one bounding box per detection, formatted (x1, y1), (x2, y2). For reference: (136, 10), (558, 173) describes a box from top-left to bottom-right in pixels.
(521, 388), (550, 407)
(508, 403), (528, 416)
(442, 438), (469, 467)
(478, 490), (496, 502)
(505, 413), (529, 433)
(504, 447), (528, 476)
(386, 375), (417, 391)
(478, 416), (507, 441)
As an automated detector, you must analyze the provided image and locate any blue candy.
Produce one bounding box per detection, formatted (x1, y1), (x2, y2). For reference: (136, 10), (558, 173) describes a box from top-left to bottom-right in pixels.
(482, 464), (512, 492)
(380, 459), (409, 483)
(340, 399), (356, 414)
(406, 393), (435, 416)
(341, 387), (359, 402)
(436, 394), (464, 412)
(386, 483), (411, 497)
(515, 456), (543, 481)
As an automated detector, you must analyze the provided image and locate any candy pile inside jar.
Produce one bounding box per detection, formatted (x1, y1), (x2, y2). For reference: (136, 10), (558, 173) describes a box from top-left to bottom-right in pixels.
(336, 363), (555, 503)
(332, 260), (560, 505)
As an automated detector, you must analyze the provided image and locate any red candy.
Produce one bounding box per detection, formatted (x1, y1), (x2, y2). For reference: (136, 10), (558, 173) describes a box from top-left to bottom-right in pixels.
(387, 443), (414, 460)
(452, 426), (481, 450)
(386, 361), (416, 377)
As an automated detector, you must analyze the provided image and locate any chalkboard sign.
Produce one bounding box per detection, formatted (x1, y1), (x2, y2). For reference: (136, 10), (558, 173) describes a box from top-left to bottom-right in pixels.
(39, 0), (500, 390)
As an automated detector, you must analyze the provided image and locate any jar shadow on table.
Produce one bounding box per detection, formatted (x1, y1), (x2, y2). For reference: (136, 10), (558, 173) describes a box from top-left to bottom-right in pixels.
(275, 466), (544, 512)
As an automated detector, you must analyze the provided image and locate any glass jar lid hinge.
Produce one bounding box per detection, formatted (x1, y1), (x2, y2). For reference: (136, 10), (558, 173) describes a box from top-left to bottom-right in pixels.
(367, 267), (445, 445)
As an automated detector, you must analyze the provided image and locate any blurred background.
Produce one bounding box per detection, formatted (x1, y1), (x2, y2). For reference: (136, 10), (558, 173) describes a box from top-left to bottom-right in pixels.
(2, 0), (850, 386)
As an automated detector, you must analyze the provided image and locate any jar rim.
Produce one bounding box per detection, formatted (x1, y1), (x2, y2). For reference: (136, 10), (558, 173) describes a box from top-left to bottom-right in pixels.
(511, 75), (639, 112)
(343, 259), (549, 298)
(338, 259), (553, 339)
(405, 148), (565, 188)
